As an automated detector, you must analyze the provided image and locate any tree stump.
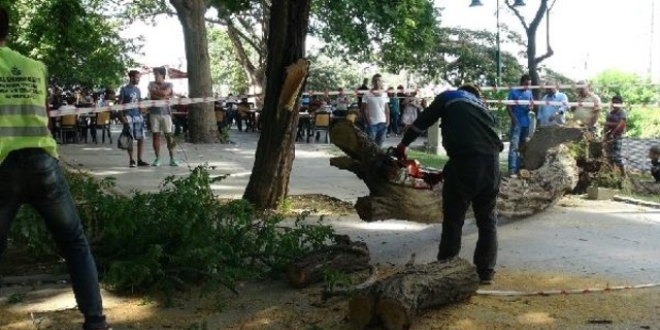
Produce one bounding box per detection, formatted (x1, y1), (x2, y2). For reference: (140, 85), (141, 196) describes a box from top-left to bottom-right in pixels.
(286, 237), (370, 288)
(329, 120), (443, 223)
(498, 144), (579, 218)
(348, 258), (479, 330)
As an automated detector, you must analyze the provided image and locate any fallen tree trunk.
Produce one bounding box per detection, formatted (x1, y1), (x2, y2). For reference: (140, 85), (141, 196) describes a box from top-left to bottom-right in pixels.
(286, 236), (370, 288)
(330, 121), (584, 222)
(498, 144), (579, 218)
(329, 120), (442, 223)
(348, 258), (479, 330)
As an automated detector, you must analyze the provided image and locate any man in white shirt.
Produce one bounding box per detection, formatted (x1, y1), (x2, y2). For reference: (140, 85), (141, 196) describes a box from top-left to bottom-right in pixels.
(571, 81), (601, 133)
(361, 74), (390, 148)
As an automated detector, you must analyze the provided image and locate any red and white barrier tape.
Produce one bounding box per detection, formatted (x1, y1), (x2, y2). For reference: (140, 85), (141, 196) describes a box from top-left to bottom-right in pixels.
(48, 95), (660, 118)
(476, 282), (660, 297)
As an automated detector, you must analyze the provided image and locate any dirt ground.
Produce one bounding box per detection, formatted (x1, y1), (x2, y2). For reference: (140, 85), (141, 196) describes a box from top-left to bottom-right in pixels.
(3, 195), (660, 330)
(2, 269), (660, 330)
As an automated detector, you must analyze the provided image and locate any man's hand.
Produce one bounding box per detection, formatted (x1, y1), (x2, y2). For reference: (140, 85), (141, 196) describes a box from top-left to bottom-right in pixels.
(394, 143), (407, 160)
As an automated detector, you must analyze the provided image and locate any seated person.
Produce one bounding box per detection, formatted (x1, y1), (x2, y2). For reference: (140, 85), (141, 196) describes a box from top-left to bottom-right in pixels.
(650, 145), (660, 183)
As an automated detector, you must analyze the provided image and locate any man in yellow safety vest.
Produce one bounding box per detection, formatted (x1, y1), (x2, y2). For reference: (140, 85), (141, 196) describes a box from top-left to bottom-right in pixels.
(0, 7), (110, 330)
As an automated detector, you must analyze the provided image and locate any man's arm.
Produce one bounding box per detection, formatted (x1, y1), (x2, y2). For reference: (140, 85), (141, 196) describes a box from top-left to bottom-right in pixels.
(384, 101), (390, 126)
(506, 91), (516, 124)
(400, 96), (444, 147)
(361, 95), (370, 126)
(588, 96), (601, 126)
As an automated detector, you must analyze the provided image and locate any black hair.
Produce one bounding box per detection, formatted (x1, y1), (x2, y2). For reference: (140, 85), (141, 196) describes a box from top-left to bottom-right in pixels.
(154, 66), (167, 77)
(520, 74), (531, 84)
(128, 70), (140, 78)
(0, 7), (9, 41)
(612, 95), (623, 103)
(458, 84), (482, 98)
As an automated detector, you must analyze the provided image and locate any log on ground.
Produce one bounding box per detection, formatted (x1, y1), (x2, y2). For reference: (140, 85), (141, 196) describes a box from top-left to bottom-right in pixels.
(629, 177), (660, 196)
(348, 258), (479, 330)
(329, 120), (442, 223)
(286, 237), (370, 288)
(498, 144), (579, 218)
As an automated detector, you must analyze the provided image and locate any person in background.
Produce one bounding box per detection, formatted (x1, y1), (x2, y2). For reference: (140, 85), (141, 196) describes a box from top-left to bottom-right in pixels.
(333, 88), (349, 117)
(0, 7), (111, 329)
(604, 95), (628, 178)
(361, 74), (390, 147)
(386, 87), (401, 137)
(357, 78), (370, 131)
(394, 84), (503, 285)
(506, 74), (533, 177)
(148, 66), (178, 167)
(537, 81), (569, 127)
(649, 145), (660, 183)
(571, 81), (602, 134)
(401, 92), (422, 132)
(118, 70), (148, 168)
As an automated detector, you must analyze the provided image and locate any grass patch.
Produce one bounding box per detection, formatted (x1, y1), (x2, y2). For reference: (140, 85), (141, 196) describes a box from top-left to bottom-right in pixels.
(408, 148), (508, 172)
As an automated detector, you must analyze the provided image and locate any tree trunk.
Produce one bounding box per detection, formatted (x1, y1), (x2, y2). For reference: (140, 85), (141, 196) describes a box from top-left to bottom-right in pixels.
(527, 31), (541, 99)
(348, 258), (479, 330)
(329, 120), (443, 223)
(286, 238), (370, 288)
(330, 122), (582, 222)
(243, 0), (311, 209)
(629, 178), (660, 196)
(170, 0), (218, 143)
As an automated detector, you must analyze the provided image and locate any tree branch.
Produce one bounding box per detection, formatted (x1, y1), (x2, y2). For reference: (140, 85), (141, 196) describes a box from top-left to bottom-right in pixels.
(534, 47), (554, 65)
(227, 17), (264, 56)
(226, 21), (258, 77)
(528, 0), (549, 32)
(505, 0), (529, 31)
(235, 16), (265, 54)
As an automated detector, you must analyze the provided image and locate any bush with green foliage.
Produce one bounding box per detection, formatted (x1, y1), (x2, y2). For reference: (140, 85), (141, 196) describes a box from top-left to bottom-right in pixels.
(626, 108), (660, 139)
(9, 166), (336, 294)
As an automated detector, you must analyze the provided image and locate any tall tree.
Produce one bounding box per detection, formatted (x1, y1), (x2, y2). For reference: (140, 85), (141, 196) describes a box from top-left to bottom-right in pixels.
(242, 0), (311, 208)
(169, 0), (218, 143)
(208, 27), (251, 94)
(505, 0), (557, 96)
(304, 53), (362, 91)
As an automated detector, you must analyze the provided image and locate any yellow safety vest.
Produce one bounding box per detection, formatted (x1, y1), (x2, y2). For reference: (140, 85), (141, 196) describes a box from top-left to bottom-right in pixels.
(0, 47), (58, 165)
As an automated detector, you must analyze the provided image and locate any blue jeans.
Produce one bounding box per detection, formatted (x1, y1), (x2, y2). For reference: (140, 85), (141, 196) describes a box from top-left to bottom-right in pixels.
(508, 125), (529, 174)
(0, 149), (107, 330)
(388, 112), (401, 135)
(368, 123), (388, 148)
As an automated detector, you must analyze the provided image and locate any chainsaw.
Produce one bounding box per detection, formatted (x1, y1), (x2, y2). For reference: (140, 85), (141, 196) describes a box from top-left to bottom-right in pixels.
(384, 147), (444, 190)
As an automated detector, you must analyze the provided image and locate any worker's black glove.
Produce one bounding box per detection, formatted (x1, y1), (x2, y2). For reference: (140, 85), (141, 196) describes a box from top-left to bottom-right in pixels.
(394, 143), (408, 160)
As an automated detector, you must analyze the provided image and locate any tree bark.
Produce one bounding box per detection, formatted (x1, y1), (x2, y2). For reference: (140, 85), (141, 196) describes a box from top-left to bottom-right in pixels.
(286, 239), (370, 288)
(170, 0), (219, 143)
(330, 122), (582, 222)
(243, 0), (311, 209)
(629, 178), (660, 196)
(348, 258), (479, 330)
(329, 120), (443, 223)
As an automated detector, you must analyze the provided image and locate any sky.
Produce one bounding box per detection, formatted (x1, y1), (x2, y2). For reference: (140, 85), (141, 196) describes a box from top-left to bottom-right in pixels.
(122, 0), (660, 83)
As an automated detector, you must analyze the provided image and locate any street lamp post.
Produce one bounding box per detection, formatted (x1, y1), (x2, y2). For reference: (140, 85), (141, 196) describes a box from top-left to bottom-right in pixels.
(470, 0), (526, 86)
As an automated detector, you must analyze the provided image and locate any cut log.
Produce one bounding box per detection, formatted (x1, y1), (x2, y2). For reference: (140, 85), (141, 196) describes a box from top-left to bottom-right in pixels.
(348, 258), (479, 330)
(522, 126), (586, 170)
(498, 144), (579, 218)
(286, 237), (370, 288)
(329, 120), (443, 223)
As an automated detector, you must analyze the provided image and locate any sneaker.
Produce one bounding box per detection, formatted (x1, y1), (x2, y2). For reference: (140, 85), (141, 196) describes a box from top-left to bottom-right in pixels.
(478, 271), (494, 285)
(169, 159), (179, 167)
(152, 158), (161, 167)
(137, 160), (150, 167)
(129, 160), (136, 168)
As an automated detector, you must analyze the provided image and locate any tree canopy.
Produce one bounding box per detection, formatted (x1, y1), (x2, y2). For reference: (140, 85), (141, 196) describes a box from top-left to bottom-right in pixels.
(590, 69), (659, 105)
(2, 0), (140, 89)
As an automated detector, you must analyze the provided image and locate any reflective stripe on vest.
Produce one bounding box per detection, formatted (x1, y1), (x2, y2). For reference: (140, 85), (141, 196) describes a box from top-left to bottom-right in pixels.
(0, 126), (51, 136)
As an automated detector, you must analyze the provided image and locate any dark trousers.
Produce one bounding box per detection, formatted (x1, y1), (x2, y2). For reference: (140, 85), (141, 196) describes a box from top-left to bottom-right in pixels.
(0, 149), (106, 330)
(438, 153), (501, 276)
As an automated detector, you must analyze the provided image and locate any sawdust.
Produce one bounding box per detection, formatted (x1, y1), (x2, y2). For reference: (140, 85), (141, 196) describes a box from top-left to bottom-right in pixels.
(2, 270), (659, 330)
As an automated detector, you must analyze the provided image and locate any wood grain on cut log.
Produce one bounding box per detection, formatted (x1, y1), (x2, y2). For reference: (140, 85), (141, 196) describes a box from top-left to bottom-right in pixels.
(286, 239), (370, 288)
(329, 120), (442, 223)
(522, 126), (586, 170)
(348, 258), (479, 330)
(498, 144), (579, 218)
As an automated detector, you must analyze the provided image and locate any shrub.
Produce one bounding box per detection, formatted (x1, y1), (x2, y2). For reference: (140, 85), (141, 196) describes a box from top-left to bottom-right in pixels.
(626, 108), (660, 139)
(9, 166), (336, 294)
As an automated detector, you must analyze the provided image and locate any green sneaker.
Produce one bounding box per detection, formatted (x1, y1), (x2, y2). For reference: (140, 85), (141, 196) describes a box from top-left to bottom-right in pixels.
(152, 158), (161, 167)
(169, 159), (179, 167)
